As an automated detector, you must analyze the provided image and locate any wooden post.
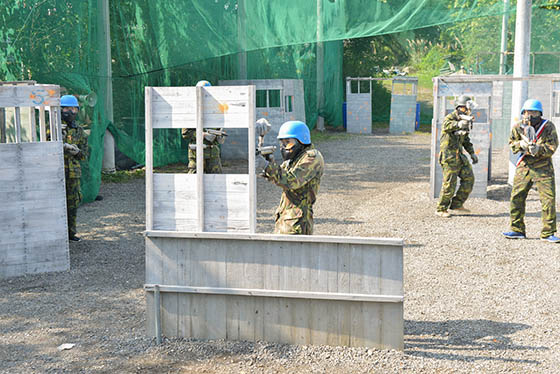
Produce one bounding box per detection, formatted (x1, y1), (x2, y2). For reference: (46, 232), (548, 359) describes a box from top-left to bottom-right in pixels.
(145, 87), (154, 231)
(248, 86), (256, 233)
(196, 86), (204, 232)
(154, 284), (162, 344)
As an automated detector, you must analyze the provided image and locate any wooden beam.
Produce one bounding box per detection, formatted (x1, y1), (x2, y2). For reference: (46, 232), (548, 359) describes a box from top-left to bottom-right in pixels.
(145, 87), (154, 231)
(248, 85), (256, 233)
(144, 230), (404, 247)
(145, 284), (404, 303)
(196, 86), (204, 232)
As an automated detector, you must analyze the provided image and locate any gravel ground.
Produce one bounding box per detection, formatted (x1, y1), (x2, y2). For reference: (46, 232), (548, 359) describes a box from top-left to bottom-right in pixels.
(1, 130), (560, 373)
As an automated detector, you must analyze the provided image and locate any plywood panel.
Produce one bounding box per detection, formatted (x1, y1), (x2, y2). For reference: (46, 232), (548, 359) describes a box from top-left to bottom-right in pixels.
(0, 85), (60, 107)
(346, 94), (371, 134)
(152, 173), (251, 232)
(151, 86), (252, 129)
(0, 142), (68, 279)
(145, 234), (403, 349)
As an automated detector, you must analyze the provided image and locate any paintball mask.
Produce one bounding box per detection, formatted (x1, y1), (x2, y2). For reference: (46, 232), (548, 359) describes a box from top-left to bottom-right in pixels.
(280, 138), (305, 161)
(61, 108), (78, 125)
(524, 111), (542, 127)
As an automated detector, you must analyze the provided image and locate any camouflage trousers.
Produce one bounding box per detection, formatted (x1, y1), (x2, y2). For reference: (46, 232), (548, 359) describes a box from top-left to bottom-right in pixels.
(437, 158), (474, 212)
(66, 176), (82, 237)
(510, 163), (556, 238)
(187, 146), (222, 174)
(274, 206), (313, 235)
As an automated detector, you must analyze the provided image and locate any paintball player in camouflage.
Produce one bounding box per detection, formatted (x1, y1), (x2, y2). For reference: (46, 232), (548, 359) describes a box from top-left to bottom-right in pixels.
(182, 80), (225, 174)
(436, 95), (479, 218)
(503, 99), (560, 242)
(60, 95), (89, 242)
(257, 120), (324, 235)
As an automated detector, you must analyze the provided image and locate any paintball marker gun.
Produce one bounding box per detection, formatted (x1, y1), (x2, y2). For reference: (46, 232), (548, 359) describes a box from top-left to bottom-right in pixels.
(203, 129), (227, 144)
(255, 118), (276, 159)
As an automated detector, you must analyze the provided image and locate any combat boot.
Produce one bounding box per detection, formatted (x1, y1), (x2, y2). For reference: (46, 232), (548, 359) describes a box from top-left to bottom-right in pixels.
(435, 210), (451, 218)
(449, 206), (470, 214)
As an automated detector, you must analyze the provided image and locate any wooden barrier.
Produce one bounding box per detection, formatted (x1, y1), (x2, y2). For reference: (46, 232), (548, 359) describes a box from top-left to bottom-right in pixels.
(145, 85), (256, 233)
(145, 231), (404, 350)
(0, 83), (68, 279)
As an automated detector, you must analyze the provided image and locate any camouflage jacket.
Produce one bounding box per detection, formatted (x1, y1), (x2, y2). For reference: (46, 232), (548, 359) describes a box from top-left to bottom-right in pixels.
(63, 124), (89, 179)
(509, 119), (558, 169)
(263, 145), (324, 234)
(439, 109), (476, 167)
(181, 128), (223, 146)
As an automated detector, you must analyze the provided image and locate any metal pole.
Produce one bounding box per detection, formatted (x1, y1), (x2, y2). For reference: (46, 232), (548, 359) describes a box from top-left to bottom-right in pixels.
(508, 0), (532, 184)
(99, 0), (115, 172)
(316, 0), (325, 131)
(499, 0), (510, 75)
(237, 0), (247, 80)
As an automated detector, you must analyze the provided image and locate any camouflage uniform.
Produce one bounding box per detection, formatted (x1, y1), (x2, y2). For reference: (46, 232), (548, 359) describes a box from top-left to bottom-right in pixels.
(63, 123), (89, 238)
(263, 145), (324, 235)
(509, 119), (558, 238)
(182, 128), (222, 174)
(436, 110), (476, 212)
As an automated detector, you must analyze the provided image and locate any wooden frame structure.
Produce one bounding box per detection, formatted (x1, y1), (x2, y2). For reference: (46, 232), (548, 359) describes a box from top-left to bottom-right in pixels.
(345, 77), (419, 134)
(145, 231), (404, 350)
(145, 85), (256, 233)
(0, 82), (69, 279)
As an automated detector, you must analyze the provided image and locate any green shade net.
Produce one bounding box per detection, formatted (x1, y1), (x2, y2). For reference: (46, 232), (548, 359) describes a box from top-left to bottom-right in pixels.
(1, 0), (559, 202)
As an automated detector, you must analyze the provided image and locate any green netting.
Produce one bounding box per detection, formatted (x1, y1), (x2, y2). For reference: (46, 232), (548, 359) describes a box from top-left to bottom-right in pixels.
(2, 0), (560, 202)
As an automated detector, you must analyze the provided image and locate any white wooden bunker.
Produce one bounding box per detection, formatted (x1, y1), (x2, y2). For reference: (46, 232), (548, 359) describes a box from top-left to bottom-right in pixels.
(144, 84), (404, 349)
(430, 74), (560, 199)
(218, 79), (306, 160)
(0, 82), (69, 279)
(346, 77), (418, 134)
(145, 85), (256, 232)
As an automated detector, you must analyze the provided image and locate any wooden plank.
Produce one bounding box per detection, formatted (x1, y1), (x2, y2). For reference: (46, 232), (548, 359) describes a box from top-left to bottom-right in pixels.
(153, 173), (250, 193)
(143, 286), (403, 303)
(176, 238), (192, 337)
(145, 230), (404, 247)
(145, 87), (154, 231)
(0, 85), (60, 107)
(161, 238), (179, 337)
(151, 86), (252, 129)
(38, 107), (46, 142)
(14, 107), (21, 143)
(145, 236), (163, 335)
(28, 107), (37, 142)
(337, 243), (352, 346)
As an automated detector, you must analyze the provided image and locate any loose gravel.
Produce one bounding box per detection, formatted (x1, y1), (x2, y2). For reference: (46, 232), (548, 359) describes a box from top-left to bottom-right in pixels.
(1, 130), (560, 373)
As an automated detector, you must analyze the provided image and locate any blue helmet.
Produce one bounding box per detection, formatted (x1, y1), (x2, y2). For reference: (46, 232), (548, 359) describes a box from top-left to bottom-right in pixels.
(277, 120), (311, 145)
(60, 95), (79, 107)
(521, 99), (543, 114)
(196, 80), (211, 87)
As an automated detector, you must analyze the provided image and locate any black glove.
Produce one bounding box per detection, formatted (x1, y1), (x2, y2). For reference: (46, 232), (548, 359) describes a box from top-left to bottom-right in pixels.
(470, 153), (478, 164)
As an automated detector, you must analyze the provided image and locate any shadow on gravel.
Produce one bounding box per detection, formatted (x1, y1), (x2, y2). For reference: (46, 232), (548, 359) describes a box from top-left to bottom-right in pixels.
(404, 319), (546, 364)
